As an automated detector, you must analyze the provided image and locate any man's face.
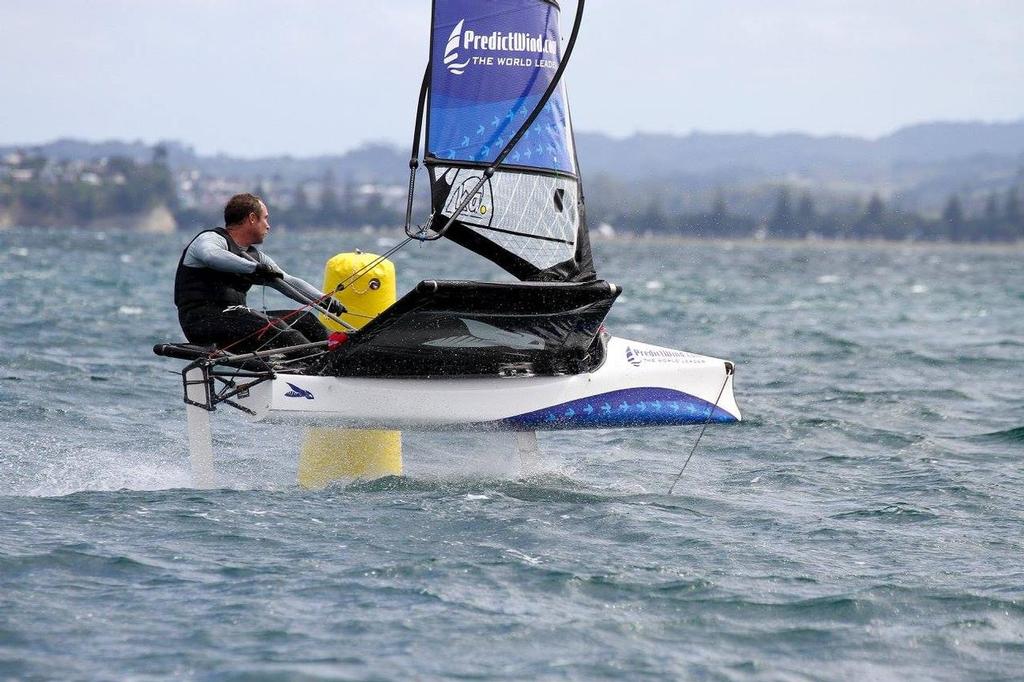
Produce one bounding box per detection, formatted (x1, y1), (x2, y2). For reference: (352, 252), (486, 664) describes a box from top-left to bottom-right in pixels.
(248, 202), (270, 244)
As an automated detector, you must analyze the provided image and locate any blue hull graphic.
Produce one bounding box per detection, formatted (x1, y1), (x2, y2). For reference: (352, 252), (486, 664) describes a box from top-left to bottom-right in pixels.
(500, 387), (739, 430)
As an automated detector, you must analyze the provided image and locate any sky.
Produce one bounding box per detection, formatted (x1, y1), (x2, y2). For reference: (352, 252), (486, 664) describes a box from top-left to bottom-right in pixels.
(1, 0), (1021, 158)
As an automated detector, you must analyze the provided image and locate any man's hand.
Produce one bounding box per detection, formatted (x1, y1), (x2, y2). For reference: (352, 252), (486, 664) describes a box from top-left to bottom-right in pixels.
(322, 297), (347, 317)
(250, 261), (283, 283)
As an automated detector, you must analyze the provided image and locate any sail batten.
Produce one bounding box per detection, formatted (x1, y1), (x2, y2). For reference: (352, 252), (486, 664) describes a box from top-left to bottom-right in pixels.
(424, 0), (594, 282)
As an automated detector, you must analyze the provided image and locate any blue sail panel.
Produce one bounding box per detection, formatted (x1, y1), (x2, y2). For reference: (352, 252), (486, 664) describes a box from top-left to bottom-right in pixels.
(428, 0), (576, 175)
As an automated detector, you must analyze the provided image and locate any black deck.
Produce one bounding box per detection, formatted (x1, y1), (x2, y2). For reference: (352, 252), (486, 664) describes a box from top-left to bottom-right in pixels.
(313, 279), (619, 377)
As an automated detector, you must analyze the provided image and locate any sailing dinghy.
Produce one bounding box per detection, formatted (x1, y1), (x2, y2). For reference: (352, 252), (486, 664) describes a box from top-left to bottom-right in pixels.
(155, 0), (740, 461)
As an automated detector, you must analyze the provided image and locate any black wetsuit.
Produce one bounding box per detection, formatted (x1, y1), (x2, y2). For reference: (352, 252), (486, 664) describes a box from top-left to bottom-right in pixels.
(174, 228), (327, 352)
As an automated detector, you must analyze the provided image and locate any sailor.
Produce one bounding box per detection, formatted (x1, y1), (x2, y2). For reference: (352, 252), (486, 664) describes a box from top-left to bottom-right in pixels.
(174, 193), (344, 352)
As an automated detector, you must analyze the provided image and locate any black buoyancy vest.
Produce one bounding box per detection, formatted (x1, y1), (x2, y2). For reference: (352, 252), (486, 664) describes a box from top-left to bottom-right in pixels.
(174, 228), (259, 312)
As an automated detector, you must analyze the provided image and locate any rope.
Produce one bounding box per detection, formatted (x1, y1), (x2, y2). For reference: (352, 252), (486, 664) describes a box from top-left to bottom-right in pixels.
(212, 288), (339, 356)
(667, 366), (733, 495)
(333, 236), (417, 293)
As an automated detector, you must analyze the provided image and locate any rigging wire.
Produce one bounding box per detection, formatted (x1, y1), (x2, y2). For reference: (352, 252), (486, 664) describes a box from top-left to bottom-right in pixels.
(403, 65), (431, 237)
(667, 364), (734, 495)
(209, 255), (349, 359)
(221, 289), (341, 354)
(332, 235), (416, 293)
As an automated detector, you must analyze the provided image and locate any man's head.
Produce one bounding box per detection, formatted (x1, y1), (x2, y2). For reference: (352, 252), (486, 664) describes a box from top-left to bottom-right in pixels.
(224, 193), (270, 246)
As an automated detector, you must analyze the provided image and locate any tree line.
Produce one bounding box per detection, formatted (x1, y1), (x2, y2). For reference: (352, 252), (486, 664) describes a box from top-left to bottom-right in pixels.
(591, 185), (1024, 243)
(0, 148), (177, 225)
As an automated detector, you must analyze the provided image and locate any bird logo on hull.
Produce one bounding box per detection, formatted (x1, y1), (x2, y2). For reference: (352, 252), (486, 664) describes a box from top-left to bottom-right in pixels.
(284, 382), (315, 400)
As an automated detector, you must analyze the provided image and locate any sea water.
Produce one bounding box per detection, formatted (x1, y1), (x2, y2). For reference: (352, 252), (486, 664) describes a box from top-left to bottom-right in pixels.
(1, 229), (1021, 680)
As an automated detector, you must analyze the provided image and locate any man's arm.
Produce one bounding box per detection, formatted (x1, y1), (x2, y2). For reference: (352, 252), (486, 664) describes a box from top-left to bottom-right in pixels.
(182, 232), (257, 273)
(258, 253), (327, 306)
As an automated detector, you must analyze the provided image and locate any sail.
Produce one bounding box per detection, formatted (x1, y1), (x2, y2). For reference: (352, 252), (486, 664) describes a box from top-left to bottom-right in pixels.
(425, 0), (595, 282)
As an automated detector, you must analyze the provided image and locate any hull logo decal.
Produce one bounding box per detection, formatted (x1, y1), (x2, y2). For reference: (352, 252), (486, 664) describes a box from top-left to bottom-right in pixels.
(284, 383), (315, 400)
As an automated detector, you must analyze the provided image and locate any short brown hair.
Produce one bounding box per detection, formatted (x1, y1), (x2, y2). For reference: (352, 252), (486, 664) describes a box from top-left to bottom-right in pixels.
(224, 193), (264, 227)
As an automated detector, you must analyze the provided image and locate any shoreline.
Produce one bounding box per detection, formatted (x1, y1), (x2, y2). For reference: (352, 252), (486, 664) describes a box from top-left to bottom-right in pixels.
(2, 224), (1022, 252)
(590, 234), (1024, 252)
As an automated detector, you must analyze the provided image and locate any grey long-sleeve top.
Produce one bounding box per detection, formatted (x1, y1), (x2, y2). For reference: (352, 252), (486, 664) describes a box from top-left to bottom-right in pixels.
(182, 231), (324, 306)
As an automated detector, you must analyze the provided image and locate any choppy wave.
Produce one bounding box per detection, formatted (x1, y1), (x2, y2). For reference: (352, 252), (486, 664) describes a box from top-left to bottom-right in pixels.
(967, 425), (1024, 443)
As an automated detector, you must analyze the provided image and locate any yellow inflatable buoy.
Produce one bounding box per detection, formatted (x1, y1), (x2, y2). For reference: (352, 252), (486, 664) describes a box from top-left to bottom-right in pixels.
(297, 251), (402, 488)
(319, 250), (396, 332)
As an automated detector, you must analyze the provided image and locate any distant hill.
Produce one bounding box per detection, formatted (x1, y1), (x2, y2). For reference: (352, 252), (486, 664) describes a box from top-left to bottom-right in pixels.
(576, 120), (1024, 177)
(574, 120), (1024, 212)
(5, 120), (1023, 213)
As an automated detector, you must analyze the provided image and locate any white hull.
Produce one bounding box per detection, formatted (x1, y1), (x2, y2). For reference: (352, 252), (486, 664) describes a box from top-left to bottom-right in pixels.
(232, 337), (741, 430)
